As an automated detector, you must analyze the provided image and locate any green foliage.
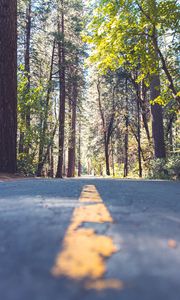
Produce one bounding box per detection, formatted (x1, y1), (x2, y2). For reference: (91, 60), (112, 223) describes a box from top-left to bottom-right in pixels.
(17, 64), (51, 174)
(17, 153), (37, 175)
(84, 0), (179, 104)
(166, 156), (180, 179)
(149, 156), (180, 180)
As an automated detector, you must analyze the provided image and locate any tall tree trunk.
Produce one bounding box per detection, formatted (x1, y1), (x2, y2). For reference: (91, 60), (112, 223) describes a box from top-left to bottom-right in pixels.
(50, 145), (54, 178)
(149, 8), (166, 158)
(111, 137), (115, 177)
(37, 123), (57, 176)
(19, 0), (31, 154)
(37, 41), (55, 176)
(63, 149), (66, 176)
(169, 125), (173, 152)
(150, 74), (166, 158)
(105, 140), (110, 176)
(0, 0), (17, 173)
(97, 79), (115, 176)
(25, 0), (31, 130)
(78, 122), (81, 177)
(124, 78), (129, 177)
(137, 98), (142, 177)
(140, 80), (151, 142)
(56, 1), (66, 178)
(131, 76), (151, 143)
(67, 77), (77, 178)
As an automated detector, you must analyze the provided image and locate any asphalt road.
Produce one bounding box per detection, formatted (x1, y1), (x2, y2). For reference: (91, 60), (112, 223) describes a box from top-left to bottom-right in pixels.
(0, 178), (180, 300)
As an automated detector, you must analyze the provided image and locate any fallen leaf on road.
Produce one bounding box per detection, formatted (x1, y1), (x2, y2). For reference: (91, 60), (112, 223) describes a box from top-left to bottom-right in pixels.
(85, 279), (124, 290)
(168, 239), (177, 249)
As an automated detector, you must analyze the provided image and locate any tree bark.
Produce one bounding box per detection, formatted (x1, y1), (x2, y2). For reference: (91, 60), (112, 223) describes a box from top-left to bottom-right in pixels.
(97, 79), (115, 176)
(50, 145), (54, 178)
(150, 74), (166, 158)
(25, 0), (31, 130)
(137, 97), (142, 177)
(111, 137), (115, 177)
(131, 75), (150, 142)
(19, 0), (31, 154)
(105, 141), (110, 176)
(140, 80), (151, 142)
(37, 41), (55, 176)
(124, 78), (129, 177)
(0, 0), (17, 173)
(67, 76), (77, 177)
(78, 121), (81, 177)
(56, 1), (66, 178)
(150, 23), (166, 159)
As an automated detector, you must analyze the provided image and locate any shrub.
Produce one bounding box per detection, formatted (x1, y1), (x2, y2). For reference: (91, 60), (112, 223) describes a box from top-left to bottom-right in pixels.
(149, 156), (180, 180)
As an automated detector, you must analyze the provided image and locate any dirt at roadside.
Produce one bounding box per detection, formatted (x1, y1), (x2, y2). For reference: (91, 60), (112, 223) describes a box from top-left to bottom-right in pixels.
(0, 173), (28, 182)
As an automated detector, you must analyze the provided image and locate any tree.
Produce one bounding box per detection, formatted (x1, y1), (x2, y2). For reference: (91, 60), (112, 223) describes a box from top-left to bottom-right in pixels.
(67, 69), (78, 177)
(84, 0), (179, 160)
(0, 0), (17, 173)
(97, 77), (116, 176)
(56, 0), (66, 178)
(19, 0), (32, 154)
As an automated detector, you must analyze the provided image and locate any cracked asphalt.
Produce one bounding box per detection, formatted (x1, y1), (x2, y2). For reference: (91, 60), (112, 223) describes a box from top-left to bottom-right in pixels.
(0, 178), (180, 300)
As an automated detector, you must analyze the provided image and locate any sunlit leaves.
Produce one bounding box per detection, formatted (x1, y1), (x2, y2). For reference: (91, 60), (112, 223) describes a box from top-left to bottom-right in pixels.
(84, 0), (179, 103)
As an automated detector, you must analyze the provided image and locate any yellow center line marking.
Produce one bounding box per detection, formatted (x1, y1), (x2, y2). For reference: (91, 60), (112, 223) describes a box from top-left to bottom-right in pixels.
(80, 185), (102, 203)
(51, 185), (123, 290)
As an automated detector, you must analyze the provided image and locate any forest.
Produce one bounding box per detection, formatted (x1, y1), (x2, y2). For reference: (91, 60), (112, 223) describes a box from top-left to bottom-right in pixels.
(0, 0), (179, 179)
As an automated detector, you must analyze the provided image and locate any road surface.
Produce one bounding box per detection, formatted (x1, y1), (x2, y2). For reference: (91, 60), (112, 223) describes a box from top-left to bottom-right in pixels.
(0, 178), (180, 300)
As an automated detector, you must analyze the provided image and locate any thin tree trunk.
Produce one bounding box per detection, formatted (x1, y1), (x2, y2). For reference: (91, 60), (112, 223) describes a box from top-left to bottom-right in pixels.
(105, 141), (110, 176)
(111, 137), (115, 177)
(38, 124), (57, 172)
(78, 122), (81, 177)
(137, 98), (142, 177)
(25, 0), (31, 130)
(129, 123), (146, 162)
(131, 75), (150, 143)
(169, 126), (173, 152)
(50, 145), (54, 178)
(63, 149), (66, 176)
(37, 41), (55, 176)
(152, 37), (180, 104)
(124, 78), (129, 177)
(56, 1), (66, 178)
(67, 77), (77, 177)
(19, 0), (31, 155)
(97, 79), (116, 176)
(0, 0), (17, 173)
(140, 80), (151, 142)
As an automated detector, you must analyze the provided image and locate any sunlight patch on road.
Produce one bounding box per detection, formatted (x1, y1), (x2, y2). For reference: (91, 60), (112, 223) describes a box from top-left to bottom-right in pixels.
(51, 185), (123, 290)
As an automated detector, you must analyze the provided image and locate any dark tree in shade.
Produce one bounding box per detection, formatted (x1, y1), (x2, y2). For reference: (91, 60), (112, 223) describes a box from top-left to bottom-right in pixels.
(0, 0), (17, 173)
(150, 74), (166, 159)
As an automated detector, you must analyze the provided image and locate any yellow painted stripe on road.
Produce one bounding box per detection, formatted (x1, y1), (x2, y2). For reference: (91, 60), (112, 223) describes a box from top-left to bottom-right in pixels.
(79, 185), (102, 203)
(51, 185), (123, 290)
